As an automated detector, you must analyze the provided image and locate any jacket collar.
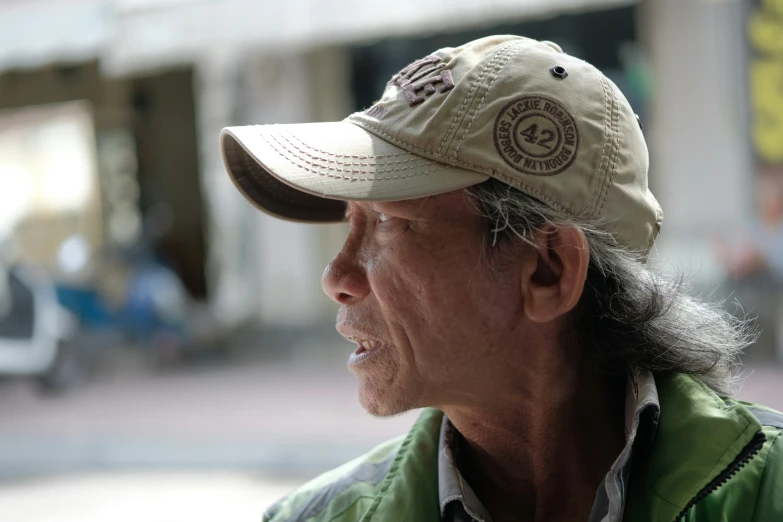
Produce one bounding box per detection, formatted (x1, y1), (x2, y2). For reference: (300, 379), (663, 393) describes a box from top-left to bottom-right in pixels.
(362, 408), (444, 522)
(363, 373), (760, 522)
(626, 372), (762, 521)
(436, 370), (660, 522)
(365, 371), (663, 522)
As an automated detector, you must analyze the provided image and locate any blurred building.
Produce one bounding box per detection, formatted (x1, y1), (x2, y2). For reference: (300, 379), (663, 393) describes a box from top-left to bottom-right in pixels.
(0, 0), (766, 329)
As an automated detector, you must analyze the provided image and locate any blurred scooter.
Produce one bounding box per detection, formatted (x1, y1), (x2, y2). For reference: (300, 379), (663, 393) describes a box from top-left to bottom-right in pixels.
(0, 239), (83, 394)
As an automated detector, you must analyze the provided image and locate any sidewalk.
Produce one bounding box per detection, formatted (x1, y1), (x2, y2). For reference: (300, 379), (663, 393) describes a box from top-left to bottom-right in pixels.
(0, 334), (420, 479)
(1, 329), (782, 480)
(0, 471), (302, 522)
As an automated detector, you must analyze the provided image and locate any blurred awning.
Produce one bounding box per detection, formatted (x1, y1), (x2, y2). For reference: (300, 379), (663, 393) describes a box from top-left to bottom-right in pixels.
(0, 0), (637, 74)
(0, 0), (111, 71)
(105, 0), (636, 74)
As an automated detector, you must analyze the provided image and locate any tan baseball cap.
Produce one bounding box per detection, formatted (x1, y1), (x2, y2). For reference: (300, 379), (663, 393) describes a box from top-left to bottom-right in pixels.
(220, 35), (663, 255)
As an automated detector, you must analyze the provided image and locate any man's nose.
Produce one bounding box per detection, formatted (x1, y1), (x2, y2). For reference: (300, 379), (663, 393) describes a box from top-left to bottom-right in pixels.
(321, 248), (370, 305)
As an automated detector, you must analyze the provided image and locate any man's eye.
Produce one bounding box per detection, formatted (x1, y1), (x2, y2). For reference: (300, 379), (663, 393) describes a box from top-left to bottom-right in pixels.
(377, 212), (391, 223)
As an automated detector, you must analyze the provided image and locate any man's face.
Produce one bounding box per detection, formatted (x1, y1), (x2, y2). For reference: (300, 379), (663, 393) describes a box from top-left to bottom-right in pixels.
(322, 190), (529, 417)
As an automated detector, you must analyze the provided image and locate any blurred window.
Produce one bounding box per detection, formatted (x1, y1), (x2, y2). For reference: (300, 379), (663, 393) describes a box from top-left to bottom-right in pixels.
(0, 101), (97, 221)
(0, 101), (102, 270)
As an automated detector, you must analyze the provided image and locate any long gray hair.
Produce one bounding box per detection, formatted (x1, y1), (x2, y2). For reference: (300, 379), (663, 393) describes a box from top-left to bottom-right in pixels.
(465, 179), (756, 395)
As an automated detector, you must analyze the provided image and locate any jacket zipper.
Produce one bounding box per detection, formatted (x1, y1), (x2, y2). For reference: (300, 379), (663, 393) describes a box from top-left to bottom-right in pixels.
(671, 430), (766, 522)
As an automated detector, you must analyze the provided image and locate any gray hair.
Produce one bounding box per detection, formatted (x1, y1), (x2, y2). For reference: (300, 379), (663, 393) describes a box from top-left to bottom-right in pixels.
(464, 179), (756, 395)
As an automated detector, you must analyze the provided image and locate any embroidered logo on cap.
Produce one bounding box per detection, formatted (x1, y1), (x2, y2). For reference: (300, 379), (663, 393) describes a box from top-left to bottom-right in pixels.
(494, 96), (579, 176)
(364, 105), (389, 120)
(389, 55), (455, 107)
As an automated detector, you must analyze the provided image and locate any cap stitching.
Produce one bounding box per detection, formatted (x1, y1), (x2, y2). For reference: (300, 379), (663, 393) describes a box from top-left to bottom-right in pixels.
(351, 121), (571, 213)
(586, 76), (614, 219)
(438, 41), (517, 157)
(438, 58), (487, 156)
(266, 132), (450, 181)
(595, 81), (621, 218)
(589, 76), (612, 217)
(262, 132), (453, 181)
(278, 129), (431, 167)
(454, 43), (520, 159)
(266, 132), (442, 175)
(280, 127), (410, 160)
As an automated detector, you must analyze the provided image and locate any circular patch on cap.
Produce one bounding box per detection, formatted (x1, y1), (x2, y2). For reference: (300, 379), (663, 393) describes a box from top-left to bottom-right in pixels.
(493, 96), (579, 176)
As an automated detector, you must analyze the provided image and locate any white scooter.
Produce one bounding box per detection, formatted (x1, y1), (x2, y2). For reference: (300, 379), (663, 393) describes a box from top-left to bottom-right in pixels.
(0, 258), (81, 393)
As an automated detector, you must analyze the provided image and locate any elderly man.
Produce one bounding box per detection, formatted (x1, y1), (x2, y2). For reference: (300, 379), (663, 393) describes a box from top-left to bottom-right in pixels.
(220, 36), (783, 522)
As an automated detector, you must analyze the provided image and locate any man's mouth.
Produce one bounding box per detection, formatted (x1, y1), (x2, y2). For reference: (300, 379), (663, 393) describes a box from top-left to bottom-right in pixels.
(346, 336), (385, 369)
(354, 339), (382, 355)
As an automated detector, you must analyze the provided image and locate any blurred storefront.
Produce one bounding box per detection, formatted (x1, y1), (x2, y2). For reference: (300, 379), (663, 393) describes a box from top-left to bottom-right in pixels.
(642, 0), (756, 280)
(0, 0), (771, 330)
(749, 0), (783, 243)
(0, 63), (207, 293)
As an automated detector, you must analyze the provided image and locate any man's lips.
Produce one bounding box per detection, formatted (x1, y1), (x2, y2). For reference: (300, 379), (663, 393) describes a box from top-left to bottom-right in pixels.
(338, 327), (385, 366)
(353, 339), (382, 355)
(337, 325), (383, 350)
(347, 337), (384, 369)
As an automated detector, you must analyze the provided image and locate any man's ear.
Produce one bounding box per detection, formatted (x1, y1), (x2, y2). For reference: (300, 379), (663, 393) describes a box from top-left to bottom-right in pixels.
(520, 225), (589, 323)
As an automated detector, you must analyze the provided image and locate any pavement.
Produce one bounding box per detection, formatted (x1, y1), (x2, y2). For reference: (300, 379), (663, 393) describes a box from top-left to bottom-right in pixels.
(2, 328), (783, 521)
(2, 337), (783, 480)
(0, 471), (302, 522)
(733, 363), (783, 411)
(0, 330), (418, 521)
(0, 337), (420, 479)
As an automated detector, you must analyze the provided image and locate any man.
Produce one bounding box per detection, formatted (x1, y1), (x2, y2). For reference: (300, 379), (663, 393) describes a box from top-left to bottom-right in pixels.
(220, 36), (783, 522)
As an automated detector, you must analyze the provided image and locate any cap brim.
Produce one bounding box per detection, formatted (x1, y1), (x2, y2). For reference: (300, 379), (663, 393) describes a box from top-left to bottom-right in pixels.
(220, 121), (489, 223)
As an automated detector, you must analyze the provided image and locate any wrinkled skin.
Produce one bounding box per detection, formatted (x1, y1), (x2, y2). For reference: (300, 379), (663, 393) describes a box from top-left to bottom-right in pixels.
(322, 191), (531, 416)
(321, 190), (624, 522)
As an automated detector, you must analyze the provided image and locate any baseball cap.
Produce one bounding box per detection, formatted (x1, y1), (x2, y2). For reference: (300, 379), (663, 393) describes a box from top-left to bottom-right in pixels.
(220, 35), (663, 255)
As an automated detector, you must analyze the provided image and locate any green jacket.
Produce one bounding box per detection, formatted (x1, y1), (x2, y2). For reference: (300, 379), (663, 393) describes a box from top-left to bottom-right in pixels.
(264, 373), (783, 522)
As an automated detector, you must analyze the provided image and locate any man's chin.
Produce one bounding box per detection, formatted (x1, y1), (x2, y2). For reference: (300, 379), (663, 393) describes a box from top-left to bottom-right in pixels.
(358, 385), (416, 418)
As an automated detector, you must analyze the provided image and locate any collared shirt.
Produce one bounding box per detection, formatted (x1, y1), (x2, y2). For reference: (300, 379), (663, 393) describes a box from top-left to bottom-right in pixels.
(438, 370), (661, 522)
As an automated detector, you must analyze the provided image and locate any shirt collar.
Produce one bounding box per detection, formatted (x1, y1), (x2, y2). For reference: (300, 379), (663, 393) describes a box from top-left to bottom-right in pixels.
(437, 370), (661, 522)
(438, 410), (493, 522)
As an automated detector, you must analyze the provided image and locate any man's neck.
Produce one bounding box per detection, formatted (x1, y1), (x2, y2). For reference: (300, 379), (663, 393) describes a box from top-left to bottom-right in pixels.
(443, 368), (626, 522)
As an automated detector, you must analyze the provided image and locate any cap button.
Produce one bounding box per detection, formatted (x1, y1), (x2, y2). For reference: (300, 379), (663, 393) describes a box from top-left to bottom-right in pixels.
(541, 40), (563, 53)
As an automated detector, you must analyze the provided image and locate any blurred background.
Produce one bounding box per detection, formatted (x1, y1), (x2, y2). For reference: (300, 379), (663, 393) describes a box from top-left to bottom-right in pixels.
(0, 0), (782, 520)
